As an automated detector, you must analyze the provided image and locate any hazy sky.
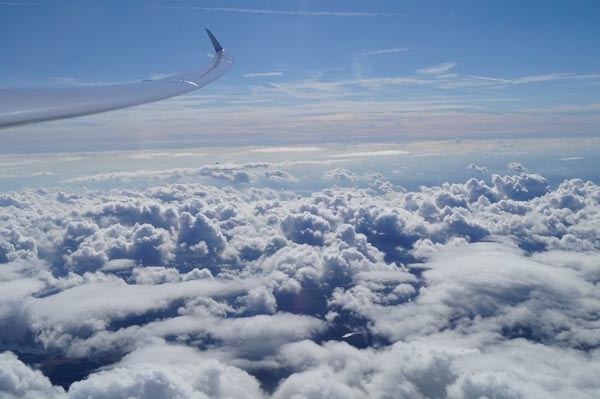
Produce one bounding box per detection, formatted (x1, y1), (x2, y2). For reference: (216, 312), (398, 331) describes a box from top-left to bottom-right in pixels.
(1, 0), (599, 151)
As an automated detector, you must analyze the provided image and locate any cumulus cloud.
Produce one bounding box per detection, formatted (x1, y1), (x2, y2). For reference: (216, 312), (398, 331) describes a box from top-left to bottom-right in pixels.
(507, 161), (528, 172)
(63, 162), (268, 184)
(0, 352), (66, 399)
(264, 170), (298, 182)
(178, 212), (227, 257)
(324, 168), (359, 182)
(467, 163), (488, 173)
(68, 344), (263, 399)
(1, 169), (600, 397)
(273, 336), (600, 399)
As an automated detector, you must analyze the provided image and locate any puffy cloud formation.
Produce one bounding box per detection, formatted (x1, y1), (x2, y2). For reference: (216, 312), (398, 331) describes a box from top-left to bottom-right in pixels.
(507, 161), (528, 172)
(324, 168), (360, 181)
(1, 170), (600, 398)
(467, 163), (488, 174)
(68, 344), (263, 399)
(0, 352), (65, 399)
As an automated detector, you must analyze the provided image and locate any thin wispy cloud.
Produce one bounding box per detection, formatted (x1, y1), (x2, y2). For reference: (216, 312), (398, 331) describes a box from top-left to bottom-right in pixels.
(466, 73), (600, 87)
(356, 48), (411, 56)
(513, 72), (600, 84)
(417, 62), (457, 75)
(243, 72), (283, 78)
(557, 156), (585, 161)
(468, 75), (513, 83)
(522, 103), (600, 114)
(53, 74), (175, 87)
(157, 6), (404, 17)
(248, 147), (324, 154)
(331, 150), (409, 158)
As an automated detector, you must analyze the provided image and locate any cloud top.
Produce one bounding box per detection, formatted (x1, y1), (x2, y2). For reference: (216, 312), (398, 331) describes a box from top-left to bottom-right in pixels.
(1, 168), (599, 397)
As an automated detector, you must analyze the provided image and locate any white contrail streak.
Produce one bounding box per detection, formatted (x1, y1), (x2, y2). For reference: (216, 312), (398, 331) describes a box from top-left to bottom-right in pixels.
(356, 48), (411, 56)
(158, 6), (404, 17)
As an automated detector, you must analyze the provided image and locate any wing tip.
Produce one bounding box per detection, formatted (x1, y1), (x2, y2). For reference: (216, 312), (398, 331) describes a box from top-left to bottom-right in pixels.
(206, 29), (224, 53)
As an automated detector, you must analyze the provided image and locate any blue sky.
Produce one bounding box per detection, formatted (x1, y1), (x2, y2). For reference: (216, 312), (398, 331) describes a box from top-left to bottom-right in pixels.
(1, 0), (600, 152)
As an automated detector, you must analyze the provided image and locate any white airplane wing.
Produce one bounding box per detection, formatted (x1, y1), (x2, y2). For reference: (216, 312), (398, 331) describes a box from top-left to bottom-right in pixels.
(0, 29), (232, 129)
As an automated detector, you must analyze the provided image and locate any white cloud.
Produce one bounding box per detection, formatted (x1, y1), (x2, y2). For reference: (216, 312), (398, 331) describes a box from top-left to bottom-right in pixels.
(264, 170), (298, 182)
(248, 146), (324, 154)
(331, 150), (408, 158)
(274, 336), (600, 399)
(28, 171), (55, 177)
(243, 72), (284, 78)
(158, 6), (404, 17)
(323, 168), (359, 181)
(68, 344), (263, 399)
(1, 167), (600, 396)
(558, 156), (585, 161)
(356, 47), (410, 56)
(0, 352), (66, 399)
(62, 162), (268, 184)
(418, 62), (457, 75)
(467, 163), (489, 173)
(507, 161), (528, 172)
(128, 152), (205, 160)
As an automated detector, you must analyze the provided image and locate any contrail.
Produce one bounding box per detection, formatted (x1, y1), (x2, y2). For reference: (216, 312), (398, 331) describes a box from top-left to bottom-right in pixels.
(356, 48), (411, 56)
(158, 6), (404, 17)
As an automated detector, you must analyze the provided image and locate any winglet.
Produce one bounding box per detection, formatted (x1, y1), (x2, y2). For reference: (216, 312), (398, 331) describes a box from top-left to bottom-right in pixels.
(206, 29), (224, 53)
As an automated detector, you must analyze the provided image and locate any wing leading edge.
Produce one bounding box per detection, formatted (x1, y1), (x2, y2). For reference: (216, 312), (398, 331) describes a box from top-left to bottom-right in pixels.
(0, 29), (233, 129)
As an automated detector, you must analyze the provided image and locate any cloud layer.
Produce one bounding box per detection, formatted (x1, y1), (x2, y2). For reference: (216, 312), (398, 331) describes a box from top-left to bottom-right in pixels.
(1, 168), (600, 398)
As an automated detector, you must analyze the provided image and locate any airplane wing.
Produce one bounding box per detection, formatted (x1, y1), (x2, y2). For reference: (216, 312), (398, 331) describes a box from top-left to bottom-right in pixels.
(0, 29), (233, 129)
